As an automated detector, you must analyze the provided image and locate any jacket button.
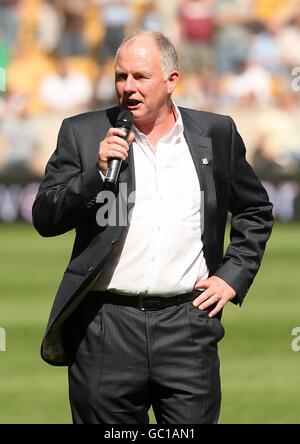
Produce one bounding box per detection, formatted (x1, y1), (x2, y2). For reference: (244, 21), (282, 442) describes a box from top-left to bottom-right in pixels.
(111, 240), (116, 244)
(88, 267), (94, 272)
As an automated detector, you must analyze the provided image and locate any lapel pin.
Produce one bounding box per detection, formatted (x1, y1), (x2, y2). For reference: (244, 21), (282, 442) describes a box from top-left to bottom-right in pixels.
(202, 158), (209, 165)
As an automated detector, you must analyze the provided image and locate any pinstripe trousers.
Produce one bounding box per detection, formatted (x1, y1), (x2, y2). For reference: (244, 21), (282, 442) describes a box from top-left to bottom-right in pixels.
(67, 293), (225, 424)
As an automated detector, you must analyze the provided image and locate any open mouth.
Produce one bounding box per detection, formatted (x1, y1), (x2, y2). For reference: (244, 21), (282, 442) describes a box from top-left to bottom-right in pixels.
(127, 99), (142, 107)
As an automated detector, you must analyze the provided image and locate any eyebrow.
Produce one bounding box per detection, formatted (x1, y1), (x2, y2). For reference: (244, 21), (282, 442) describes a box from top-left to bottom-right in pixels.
(115, 70), (151, 78)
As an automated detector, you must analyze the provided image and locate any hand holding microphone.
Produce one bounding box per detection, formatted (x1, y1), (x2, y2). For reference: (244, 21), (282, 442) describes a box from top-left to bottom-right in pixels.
(98, 110), (134, 188)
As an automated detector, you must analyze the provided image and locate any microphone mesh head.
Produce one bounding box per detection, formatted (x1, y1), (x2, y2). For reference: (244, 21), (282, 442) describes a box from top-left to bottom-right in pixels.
(116, 110), (133, 129)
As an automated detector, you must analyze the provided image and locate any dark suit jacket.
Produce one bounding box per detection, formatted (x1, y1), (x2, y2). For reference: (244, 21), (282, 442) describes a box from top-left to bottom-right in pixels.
(32, 106), (274, 366)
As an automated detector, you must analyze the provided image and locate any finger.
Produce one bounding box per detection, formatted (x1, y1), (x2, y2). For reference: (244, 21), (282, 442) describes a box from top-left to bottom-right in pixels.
(108, 136), (130, 149)
(208, 300), (225, 318)
(192, 289), (215, 307)
(194, 279), (209, 289)
(106, 143), (129, 156)
(101, 147), (128, 161)
(107, 128), (128, 138)
(108, 149), (128, 161)
(99, 148), (127, 163)
(198, 295), (218, 310)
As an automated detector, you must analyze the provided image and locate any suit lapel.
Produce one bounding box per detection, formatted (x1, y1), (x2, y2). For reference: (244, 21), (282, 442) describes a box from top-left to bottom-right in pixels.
(118, 143), (135, 208)
(117, 143), (135, 227)
(181, 109), (217, 273)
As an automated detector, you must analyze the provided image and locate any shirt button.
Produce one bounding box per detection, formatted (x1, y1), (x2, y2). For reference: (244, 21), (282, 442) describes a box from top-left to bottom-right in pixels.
(151, 256), (156, 262)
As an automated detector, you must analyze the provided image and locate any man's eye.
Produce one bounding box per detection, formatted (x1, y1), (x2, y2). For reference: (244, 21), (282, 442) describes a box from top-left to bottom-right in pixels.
(116, 74), (127, 81)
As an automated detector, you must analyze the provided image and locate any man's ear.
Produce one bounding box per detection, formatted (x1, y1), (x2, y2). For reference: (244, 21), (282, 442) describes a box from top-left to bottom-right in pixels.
(167, 71), (180, 94)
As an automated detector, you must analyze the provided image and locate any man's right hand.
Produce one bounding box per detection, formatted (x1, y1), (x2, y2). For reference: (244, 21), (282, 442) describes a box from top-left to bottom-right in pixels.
(98, 128), (135, 175)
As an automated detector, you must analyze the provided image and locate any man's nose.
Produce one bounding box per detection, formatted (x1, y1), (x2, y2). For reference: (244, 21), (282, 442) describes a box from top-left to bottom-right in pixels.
(124, 75), (136, 93)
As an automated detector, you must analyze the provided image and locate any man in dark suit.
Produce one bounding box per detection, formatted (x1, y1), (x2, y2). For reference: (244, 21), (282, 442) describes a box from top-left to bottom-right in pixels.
(32, 31), (273, 424)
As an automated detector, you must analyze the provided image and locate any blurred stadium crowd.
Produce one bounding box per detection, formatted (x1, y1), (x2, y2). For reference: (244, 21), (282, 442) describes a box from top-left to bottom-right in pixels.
(0, 0), (300, 182)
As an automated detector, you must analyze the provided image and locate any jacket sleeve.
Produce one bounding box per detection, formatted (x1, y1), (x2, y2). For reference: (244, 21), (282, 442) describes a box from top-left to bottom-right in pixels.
(214, 117), (274, 305)
(32, 118), (104, 237)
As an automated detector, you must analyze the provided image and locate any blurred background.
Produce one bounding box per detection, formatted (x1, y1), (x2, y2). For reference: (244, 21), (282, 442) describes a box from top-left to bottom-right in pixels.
(0, 0), (300, 424)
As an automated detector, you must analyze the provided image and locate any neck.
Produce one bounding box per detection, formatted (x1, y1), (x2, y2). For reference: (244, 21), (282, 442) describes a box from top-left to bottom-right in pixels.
(135, 104), (177, 150)
(135, 103), (176, 137)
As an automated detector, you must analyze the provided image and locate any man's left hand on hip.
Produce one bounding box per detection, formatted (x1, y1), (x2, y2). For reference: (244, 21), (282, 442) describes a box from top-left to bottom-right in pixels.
(193, 276), (236, 317)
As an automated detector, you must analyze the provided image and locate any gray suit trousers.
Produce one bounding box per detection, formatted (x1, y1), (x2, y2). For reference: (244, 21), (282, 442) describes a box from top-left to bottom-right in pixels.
(67, 293), (225, 424)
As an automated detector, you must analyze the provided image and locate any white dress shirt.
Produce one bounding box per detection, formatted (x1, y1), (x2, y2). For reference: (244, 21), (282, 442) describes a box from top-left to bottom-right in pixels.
(93, 104), (208, 295)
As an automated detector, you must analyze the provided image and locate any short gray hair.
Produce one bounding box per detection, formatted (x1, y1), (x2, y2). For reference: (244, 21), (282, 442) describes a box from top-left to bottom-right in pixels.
(115, 31), (178, 80)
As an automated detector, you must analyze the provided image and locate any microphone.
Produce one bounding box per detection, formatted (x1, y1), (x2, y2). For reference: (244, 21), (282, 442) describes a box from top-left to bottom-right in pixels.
(104, 110), (133, 188)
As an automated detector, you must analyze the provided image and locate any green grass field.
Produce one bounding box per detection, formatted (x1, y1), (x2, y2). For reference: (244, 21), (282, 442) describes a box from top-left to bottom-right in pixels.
(0, 222), (299, 424)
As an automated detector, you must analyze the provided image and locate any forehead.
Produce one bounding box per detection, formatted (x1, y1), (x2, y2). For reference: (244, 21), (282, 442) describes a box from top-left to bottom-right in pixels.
(116, 38), (161, 71)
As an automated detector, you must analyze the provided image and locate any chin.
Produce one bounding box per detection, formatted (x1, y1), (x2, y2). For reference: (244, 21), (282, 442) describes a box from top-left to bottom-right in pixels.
(129, 109), (143, 120)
